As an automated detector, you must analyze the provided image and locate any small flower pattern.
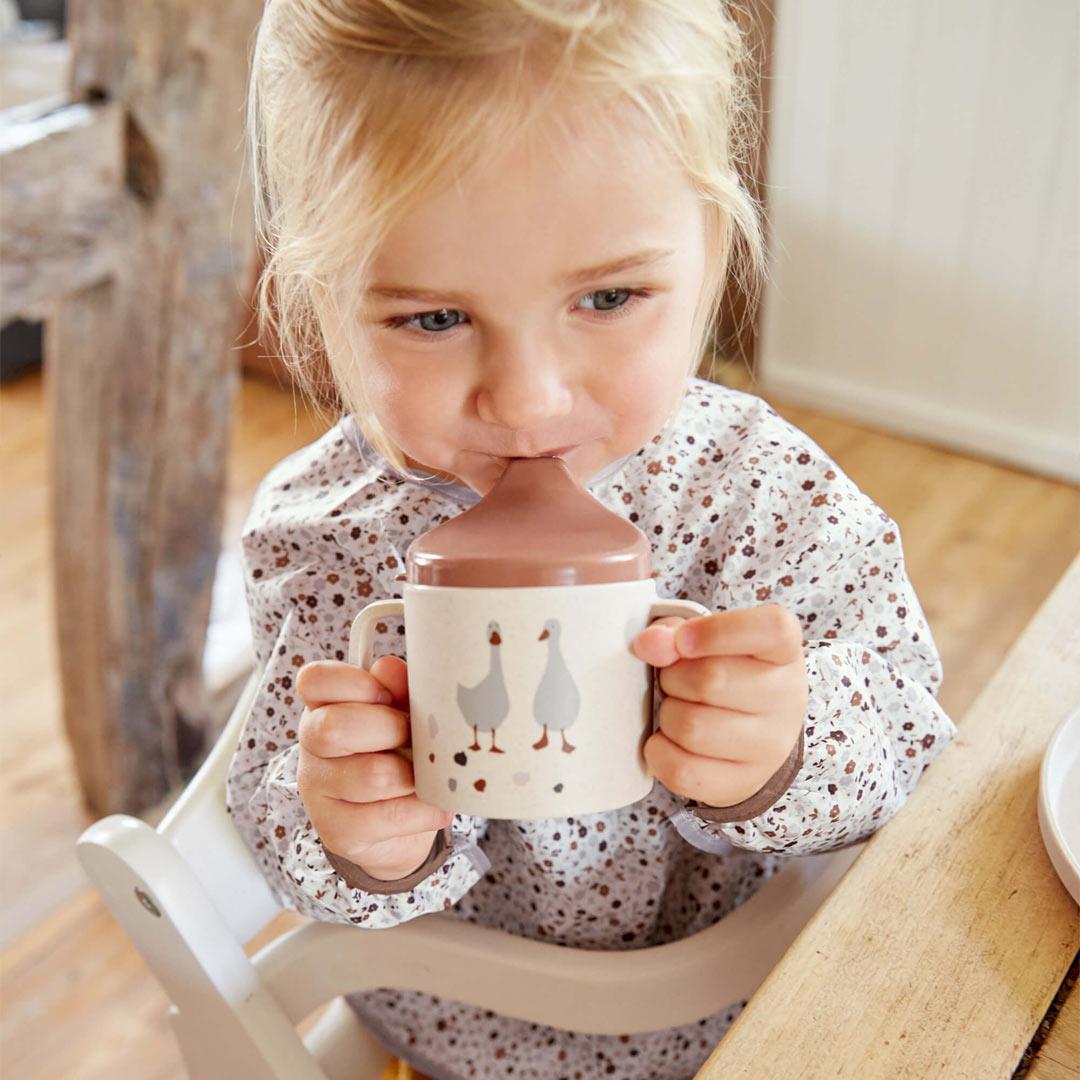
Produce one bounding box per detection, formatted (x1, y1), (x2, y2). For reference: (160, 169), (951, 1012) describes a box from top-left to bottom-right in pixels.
(225, 376), (955, 1079)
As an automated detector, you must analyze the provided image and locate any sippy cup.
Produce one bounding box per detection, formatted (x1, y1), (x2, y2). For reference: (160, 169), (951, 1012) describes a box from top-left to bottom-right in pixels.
(349, 456), (707, 819)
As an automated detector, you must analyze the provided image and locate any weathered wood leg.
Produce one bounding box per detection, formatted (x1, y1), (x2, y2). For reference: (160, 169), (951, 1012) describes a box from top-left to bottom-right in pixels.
(48, 0), (261, 814)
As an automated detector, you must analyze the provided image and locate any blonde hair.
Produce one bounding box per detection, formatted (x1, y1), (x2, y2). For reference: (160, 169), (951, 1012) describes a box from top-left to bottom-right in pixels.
(249, 0), (766, 471)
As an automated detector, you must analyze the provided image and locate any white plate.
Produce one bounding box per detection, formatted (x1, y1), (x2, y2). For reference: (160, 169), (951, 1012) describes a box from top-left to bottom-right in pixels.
(1038, 704), (1080, 906)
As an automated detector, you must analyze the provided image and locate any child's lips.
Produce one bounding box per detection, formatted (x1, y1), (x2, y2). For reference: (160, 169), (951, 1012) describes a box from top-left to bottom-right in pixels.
(534, 445), (578, 458)
(486, 444), (579, 460)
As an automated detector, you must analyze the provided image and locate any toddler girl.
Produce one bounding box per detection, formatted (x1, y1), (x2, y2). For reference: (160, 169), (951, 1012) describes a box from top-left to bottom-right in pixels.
(226, 2), (956, 1078)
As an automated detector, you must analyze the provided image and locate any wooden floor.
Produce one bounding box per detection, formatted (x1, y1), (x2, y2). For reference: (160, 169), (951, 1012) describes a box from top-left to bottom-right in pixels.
(1, 361), (1077, 1078)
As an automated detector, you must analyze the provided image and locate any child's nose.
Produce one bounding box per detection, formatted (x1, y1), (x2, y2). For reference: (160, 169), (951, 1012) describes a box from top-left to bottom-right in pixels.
(476, 360), (574, 429)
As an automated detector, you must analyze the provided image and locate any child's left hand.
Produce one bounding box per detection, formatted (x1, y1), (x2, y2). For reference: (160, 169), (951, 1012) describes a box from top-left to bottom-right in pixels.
(631, 605), (808, 809)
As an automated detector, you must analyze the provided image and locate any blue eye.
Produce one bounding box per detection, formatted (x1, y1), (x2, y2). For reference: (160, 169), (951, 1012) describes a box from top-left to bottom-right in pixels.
(580, 288), (633, 312)
(386, 287), (652, 338)
(578, 286), (654, 319)
(414, 308), (465, 333)
(384, 307), (465, 336)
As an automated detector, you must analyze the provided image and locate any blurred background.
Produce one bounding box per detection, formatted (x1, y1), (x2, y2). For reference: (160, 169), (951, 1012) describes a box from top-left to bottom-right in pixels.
(1, 0), (1077, 1076)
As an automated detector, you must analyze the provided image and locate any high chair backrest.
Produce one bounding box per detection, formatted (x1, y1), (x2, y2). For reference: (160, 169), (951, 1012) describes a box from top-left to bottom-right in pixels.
(77, 673), (342, 1078)
(77, 672), (864, 1079)
(156, 673), (281, 942)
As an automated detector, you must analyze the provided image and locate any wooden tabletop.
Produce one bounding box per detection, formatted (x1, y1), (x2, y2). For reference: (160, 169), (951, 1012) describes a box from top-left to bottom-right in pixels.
(698, 552), (1080, 1079)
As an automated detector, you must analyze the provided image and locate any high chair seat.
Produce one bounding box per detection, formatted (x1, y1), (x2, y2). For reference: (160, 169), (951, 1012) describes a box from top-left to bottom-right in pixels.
(77, 673), (862, 1080)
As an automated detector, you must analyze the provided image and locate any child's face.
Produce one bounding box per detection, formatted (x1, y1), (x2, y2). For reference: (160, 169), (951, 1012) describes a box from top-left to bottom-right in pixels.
(359, 99), (708, 496)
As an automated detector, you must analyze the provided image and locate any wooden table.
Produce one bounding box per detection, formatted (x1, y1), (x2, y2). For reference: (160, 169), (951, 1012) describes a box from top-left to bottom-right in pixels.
(699, 552), (1080, 1078)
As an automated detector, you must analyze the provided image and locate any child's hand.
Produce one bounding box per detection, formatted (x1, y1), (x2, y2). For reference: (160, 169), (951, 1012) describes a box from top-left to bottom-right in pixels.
(631, 605), (808, 808)
(296, 656), (455, 882)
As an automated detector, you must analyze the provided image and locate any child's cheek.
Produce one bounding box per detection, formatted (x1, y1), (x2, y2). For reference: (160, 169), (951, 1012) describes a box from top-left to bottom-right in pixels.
(364, 361), (462, 462)
(595, 340), (691, 443)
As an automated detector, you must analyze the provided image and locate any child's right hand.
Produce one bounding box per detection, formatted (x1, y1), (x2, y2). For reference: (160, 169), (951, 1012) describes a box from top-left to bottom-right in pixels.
(296, 655), (455, 882)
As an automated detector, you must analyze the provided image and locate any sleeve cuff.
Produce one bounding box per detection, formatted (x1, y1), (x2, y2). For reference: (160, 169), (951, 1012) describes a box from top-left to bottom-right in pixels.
(690, 728), (805, 824)
(323, 826), (454, 895)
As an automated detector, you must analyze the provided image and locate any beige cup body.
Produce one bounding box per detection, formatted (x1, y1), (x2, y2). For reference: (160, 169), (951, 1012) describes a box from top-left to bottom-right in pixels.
(410, 579), (655, 819)
(350, 581), (708, 820)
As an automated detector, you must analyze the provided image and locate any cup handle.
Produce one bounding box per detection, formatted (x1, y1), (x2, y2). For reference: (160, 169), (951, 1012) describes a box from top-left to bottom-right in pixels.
(644, 598), (710, 738)
(348, 598), (405, 669)
(648, 598), (711, 623)
(348, 598), (412, 764)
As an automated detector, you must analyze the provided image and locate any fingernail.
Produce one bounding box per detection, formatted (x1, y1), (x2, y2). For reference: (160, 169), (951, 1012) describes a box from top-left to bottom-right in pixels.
(676, 624), (698, 654)
(376, 689), (394, 705)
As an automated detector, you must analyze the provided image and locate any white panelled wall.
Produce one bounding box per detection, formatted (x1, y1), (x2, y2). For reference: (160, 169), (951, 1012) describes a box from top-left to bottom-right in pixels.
(758, 0), (1079, 484)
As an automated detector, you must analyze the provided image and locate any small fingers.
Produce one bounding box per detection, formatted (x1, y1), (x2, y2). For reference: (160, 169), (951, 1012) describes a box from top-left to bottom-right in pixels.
(631, 617), (684, 667)
(658, 654), (783, 712)
(674, 605), (804, 665)
(304, 749), (416, 804)
(299, 701), (410, 757)
(657, 696), (757, 762)
(318, 794), (454, 850)
(644, 731), (764, 805)
(369, 654), (410, 711)
(296, 659), (394, 710)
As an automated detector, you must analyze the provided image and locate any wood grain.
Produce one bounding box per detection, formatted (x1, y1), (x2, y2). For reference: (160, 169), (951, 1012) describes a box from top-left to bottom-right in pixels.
(47, 0), (263, 815)
(0, 98), (122, 322)
(697, 552), (1080, 1078)
(1028, 978), (1079, 1080)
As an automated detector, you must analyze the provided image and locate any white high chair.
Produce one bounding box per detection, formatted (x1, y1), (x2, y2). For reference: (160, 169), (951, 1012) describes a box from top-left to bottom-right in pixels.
(77, 673), (863, 1079)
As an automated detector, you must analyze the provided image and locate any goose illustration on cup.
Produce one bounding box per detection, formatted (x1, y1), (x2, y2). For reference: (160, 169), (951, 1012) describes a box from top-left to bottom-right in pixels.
(457, 618), (581, 755)
(457, 620), (509, 753)
(532, 619), (579, 754)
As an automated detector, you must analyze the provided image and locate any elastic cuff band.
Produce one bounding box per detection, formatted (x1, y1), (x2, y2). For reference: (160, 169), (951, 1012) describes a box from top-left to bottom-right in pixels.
(324, 826), (453, 895)
(691, 728), (805, 824)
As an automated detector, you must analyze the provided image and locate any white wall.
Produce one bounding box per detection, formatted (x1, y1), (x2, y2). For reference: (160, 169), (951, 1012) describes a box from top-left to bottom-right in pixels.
(758, 0), (1079, 484)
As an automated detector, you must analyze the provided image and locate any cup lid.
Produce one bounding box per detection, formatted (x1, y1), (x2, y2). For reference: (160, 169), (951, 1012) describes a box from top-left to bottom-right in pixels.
(406, 456), (651, 587)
